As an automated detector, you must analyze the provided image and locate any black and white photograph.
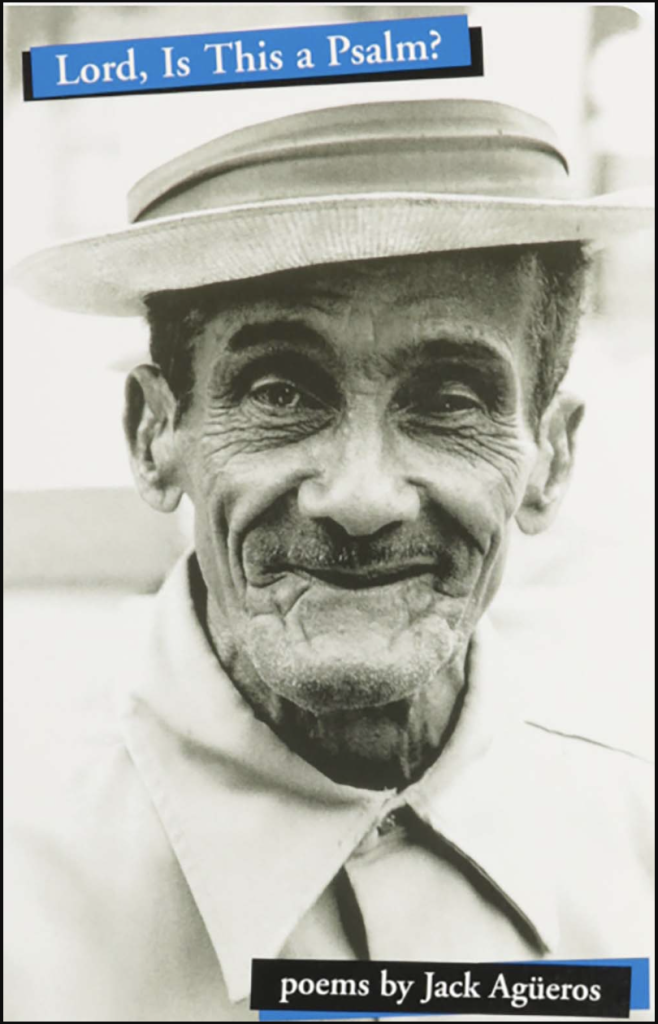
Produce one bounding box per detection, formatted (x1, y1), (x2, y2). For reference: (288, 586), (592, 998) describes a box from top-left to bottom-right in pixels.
(4, 4), (655, 1021)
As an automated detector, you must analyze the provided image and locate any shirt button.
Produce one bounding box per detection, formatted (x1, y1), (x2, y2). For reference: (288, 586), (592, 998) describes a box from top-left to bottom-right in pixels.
(352, 807), (407, 856)
(377, 811), (401, 836)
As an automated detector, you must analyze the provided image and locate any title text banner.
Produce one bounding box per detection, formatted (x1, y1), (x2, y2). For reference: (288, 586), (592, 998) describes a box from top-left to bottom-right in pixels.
(26, 16), (473, 100)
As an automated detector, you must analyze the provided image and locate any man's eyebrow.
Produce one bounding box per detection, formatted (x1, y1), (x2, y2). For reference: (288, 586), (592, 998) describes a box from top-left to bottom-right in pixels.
(225, 320), (332, 356)
(389, 337), (515, 376)
(221, 324), (515, 380)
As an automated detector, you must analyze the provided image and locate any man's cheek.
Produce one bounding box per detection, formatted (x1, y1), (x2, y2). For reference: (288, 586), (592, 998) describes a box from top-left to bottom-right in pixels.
(419, 454), (526, 556)
(192, 444), (316, 583)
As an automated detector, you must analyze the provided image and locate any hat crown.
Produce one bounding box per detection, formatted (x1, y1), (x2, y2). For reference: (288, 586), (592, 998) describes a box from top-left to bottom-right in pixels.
(128, 99), (571, 223)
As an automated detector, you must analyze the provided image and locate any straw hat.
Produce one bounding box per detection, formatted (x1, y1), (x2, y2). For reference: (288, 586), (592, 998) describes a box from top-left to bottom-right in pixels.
(10, 98), (653, 318)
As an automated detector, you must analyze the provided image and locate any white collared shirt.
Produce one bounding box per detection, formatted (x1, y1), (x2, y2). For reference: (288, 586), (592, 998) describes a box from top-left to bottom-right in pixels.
(5, 554), (653, 1022)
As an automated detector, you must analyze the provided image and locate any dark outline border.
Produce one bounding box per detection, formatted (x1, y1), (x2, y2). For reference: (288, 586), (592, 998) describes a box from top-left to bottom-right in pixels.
(22, 49), (34, 101)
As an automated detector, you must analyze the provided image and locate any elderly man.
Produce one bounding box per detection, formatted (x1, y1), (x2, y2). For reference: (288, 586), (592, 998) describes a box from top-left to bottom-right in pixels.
(6, 100), (653, 1022)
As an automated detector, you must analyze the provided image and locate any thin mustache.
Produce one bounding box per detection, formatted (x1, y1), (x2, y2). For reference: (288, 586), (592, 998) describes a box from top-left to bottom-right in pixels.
(255, 546), (456, 577)
(272, 557), (442, 574)
(243, 504), (464, 577)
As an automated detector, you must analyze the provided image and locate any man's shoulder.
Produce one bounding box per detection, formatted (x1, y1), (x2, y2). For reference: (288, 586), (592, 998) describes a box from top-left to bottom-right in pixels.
(520, 715), (653, 765)
(515, 716), (654, 858)
(486, 619), (653, 823)
(519, 715), (653, 782)
(3, 585), (226, 1023)
(5, 588), (166, 854)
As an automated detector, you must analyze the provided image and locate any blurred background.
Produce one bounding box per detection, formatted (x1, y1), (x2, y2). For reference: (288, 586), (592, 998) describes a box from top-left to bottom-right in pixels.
(4, 4), (655, 756)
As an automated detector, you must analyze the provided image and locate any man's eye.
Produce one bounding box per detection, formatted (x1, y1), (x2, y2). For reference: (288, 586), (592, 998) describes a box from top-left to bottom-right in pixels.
(248, 378), (313, 410)
(433, 392), (482, 414)
(405, 386), (483, 416)
(397, 380), (486, 418)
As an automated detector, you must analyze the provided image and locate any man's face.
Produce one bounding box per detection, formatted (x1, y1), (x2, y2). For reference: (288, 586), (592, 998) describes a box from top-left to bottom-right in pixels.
(174, 252), (543, 714)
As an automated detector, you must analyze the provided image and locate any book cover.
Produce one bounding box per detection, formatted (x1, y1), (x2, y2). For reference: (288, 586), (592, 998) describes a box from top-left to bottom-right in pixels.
(4, 5), (654, 1021)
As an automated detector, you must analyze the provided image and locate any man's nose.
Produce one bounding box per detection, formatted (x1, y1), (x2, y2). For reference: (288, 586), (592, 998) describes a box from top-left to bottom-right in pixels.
(297, 425), (421, 537)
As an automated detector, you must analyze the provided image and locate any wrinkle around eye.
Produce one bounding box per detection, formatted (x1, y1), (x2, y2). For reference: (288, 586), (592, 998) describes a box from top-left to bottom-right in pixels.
(399, 411), (526, 461)
(201, 400), (336, 454)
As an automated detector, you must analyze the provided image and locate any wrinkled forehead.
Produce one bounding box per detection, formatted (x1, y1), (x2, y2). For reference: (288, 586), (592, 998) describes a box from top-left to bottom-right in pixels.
(194, 250), (542, 371)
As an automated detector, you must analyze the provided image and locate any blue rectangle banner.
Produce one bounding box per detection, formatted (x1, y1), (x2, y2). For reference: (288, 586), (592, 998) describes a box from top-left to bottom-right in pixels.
(26, 16), (473, 100)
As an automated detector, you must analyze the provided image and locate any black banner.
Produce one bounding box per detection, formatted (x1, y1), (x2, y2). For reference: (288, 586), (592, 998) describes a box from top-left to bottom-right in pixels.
(251, 959), (631, 1018)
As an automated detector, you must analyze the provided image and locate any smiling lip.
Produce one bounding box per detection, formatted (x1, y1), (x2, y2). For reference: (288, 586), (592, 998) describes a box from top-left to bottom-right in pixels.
(282, 564), (438, 590)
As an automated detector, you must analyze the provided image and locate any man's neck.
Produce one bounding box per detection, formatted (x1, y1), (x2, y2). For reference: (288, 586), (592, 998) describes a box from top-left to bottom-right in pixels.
(199, 589), (469, 791)
(223, 667), (469, 790)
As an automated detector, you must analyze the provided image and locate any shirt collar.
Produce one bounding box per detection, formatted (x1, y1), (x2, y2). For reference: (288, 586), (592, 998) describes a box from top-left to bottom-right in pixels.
(118, 553), (558, 1004)
(402, 626), (560, 957)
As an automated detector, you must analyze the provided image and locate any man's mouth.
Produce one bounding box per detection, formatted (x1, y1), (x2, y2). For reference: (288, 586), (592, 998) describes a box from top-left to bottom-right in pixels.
(278, 563), (438, 590)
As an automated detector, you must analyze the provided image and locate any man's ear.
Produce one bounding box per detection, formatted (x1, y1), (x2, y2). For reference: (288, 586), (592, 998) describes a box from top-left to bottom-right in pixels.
(516, 391), (585, 536)
(123, 365), (184, 513)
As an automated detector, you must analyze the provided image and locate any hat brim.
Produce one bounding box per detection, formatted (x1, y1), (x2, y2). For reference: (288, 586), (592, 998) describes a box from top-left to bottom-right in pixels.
(9, 190), (654, 317)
